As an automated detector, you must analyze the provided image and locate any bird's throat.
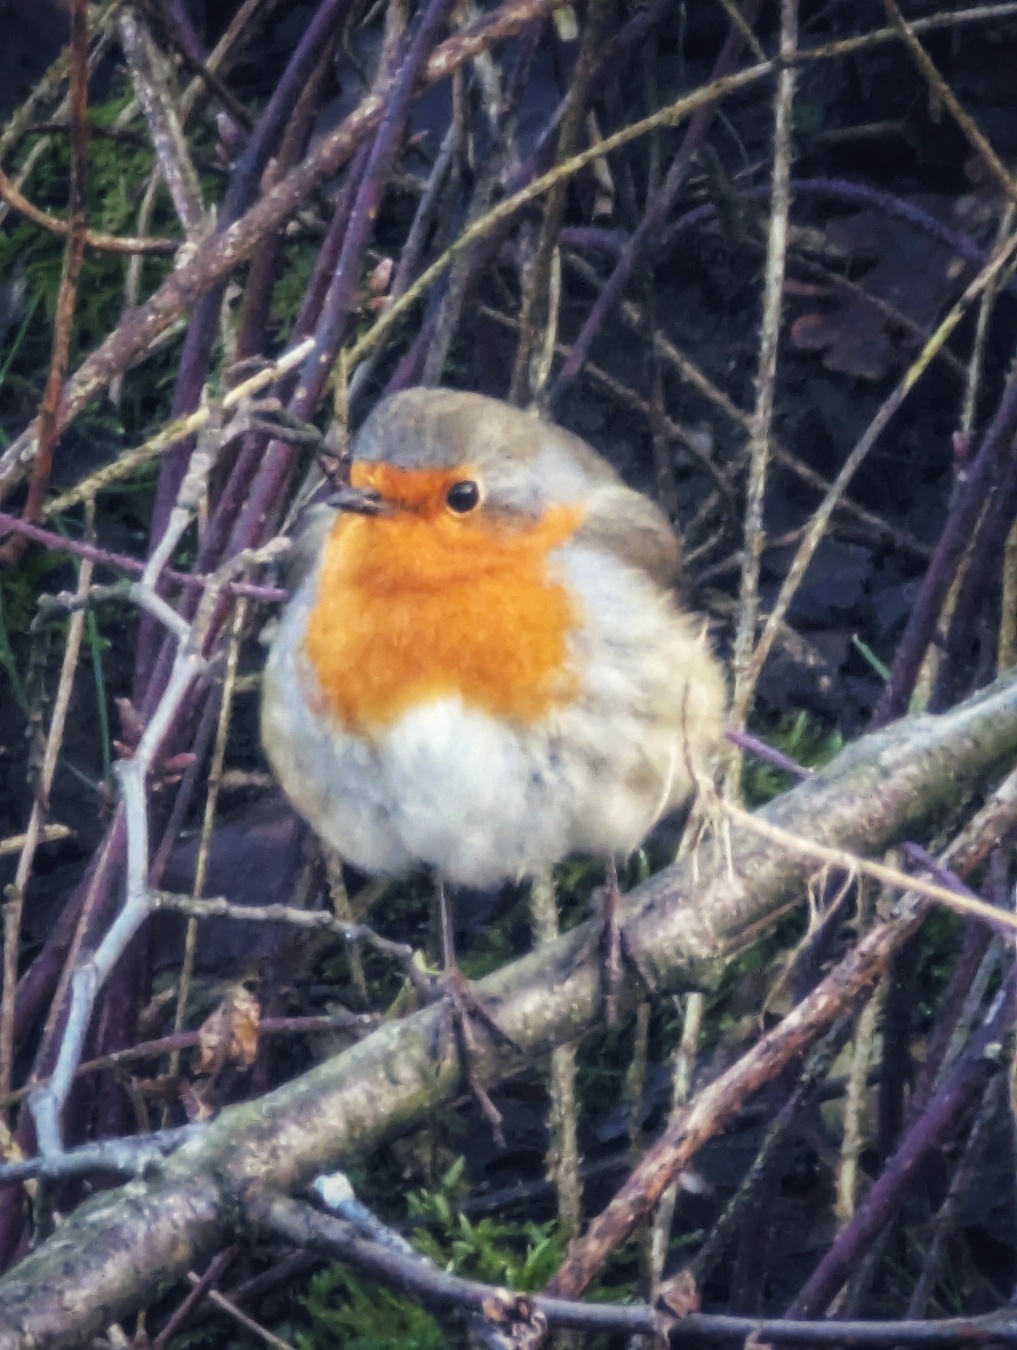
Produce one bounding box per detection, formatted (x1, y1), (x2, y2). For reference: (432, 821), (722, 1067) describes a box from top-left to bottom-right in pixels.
(301, 504), (583, 735)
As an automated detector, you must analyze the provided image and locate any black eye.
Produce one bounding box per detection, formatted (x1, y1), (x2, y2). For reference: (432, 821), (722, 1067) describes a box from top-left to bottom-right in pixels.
(446, 480), (480, 513)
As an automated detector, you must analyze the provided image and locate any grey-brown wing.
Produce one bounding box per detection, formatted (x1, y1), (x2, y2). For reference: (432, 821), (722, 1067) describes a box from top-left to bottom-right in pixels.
(572, 484), (682, 589)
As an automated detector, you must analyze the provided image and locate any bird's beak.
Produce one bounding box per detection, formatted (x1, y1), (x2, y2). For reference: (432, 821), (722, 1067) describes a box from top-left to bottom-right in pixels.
(328, 484), (388, 515)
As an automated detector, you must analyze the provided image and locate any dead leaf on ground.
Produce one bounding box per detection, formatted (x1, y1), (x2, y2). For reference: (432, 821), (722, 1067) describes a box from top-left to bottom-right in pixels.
(193, 984), (262, 1075)
(180, 1078), (216, 1123)
(656, 1267), (701, 1318)
(790, 188), (994, 379)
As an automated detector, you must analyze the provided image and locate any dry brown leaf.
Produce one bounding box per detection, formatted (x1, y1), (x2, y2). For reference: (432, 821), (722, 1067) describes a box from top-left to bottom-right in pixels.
(194, 985), (261, 1074)
(789, 191), (988, 379)
(656, 1267), (701, 1319)
(366, 257), (393, 294)
(179, 1079), (215, 1123)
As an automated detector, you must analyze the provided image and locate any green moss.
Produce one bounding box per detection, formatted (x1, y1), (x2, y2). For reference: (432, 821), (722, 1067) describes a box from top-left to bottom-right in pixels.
(743, 711), (844, 807)
(293, 1160), (565, 1350)
(297, 1265), (449, 1350)
(0, 78), (192, 447)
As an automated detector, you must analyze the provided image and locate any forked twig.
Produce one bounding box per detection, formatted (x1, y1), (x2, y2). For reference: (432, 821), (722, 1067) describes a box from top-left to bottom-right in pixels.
(27, 445), (285, 1155)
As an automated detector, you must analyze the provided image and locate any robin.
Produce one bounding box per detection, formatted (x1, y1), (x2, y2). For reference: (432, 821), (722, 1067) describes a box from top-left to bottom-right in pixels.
(261, 388), (726, 1043)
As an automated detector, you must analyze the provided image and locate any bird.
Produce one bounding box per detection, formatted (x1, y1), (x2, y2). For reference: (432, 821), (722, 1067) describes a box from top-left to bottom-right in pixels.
(261, 387), (726, 1060)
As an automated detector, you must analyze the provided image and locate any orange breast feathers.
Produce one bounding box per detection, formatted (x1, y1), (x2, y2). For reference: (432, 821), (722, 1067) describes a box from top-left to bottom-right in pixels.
(301, 462), (585, 736)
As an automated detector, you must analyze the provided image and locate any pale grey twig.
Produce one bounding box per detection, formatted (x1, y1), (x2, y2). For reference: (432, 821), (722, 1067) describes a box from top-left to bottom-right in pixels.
(0, 516), (94, 1116)
(729, 0), (798, 743)
(118, 10), (207, 239)
(27, 444), (284, 1155)
(151, 892), (421, 975)
(0, 1125), (203, 1187)
(529, 869), (583, 1239)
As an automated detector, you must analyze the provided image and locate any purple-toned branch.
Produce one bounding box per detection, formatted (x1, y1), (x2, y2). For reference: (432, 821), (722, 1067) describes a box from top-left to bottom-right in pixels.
(787, 963), (1017, 1318)
(0, 512), (284, 603)
(931, 438), (1017, 709)
(293, 0), (458, 415)
(660, 177), (1002, 279)
(873, 358), (1017, 725)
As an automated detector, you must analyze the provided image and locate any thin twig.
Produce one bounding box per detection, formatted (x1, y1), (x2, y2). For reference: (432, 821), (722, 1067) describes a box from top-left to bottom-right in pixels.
(0, 1013), (376, 1113)
(294, 0), (453, 412)
(682, 1022), (850, 1291)
(0, 510), (94, 1117)
(0, 511), (286, 605)
(151, 1247), (239, 1350)
(0, 826), (72, 858)
(40, 337), (314, 516)
(647, 991), (704, 1291)
(834, 974), (883, 1224)
(908, 1073), (1005, 1317)
(176, 0), (279, 124)
(874, 326), (1017, 725)
(166, 599), (248, 1097)
(0, 163), (178, 254)
(180, 1269), (298, 1350)
(529, 871), (582, 1239)
(2, 0), (89, 556)
(27, 447), (284, 1153)
(880, 0), (1017, 206)
(508, 0), (607, 404)
(728, 0), (799, 750)
(118, 9), (207, 239)
(719, 800), (1017, 937)
(151, 893), (418, 970)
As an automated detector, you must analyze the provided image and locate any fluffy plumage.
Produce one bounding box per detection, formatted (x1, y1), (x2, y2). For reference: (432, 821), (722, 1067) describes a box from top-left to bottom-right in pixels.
(261, 389), (726, 886)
